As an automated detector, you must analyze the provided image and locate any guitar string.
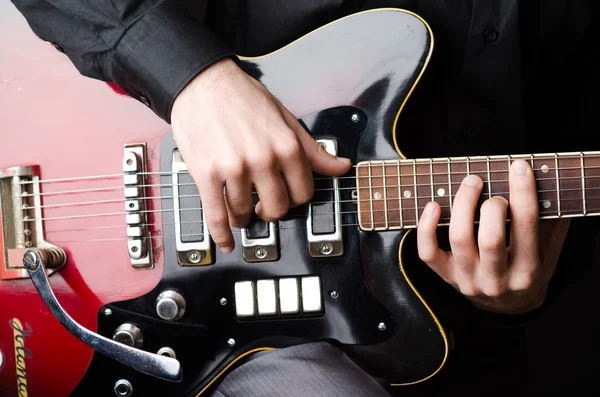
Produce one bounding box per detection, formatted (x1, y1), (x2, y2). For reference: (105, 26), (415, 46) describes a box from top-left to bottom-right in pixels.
(30, 193), (580, 226)
(32, 182), (597, 214)
(12, 171), (600, 202)
(46, 207), (589, 244)
(41, 198), (576, 236)
(15, 159), (600, 187)
(19, 172), (600, 213)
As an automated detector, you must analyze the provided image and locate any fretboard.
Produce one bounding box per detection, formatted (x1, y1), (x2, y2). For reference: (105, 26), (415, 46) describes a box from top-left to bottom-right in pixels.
(356, 152), (600, 231)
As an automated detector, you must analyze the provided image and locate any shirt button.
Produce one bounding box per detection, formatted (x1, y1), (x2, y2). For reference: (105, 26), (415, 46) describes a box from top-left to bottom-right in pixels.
(484, 28), (499, 43)
(139, 95), (151, 107)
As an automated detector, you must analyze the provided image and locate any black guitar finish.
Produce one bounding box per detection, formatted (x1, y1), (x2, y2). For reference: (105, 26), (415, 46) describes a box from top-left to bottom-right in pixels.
(73, 8), (448, 396)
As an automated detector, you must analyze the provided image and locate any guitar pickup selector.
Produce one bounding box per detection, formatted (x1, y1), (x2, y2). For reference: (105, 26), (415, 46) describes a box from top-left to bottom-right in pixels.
(172, 150), (213, 266)
(123, 144), (153, 268)
(307, 139), (344, 258)
(234, 276), (323, 319)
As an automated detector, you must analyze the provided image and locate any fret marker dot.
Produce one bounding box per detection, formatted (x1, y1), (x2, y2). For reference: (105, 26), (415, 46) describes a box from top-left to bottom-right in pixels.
(543, 200), (551, 208)
(403, 190), (412, 198)
(541, 164), (549, 173)
(437, 188), (445, 197)
(374, 192), (382, 200)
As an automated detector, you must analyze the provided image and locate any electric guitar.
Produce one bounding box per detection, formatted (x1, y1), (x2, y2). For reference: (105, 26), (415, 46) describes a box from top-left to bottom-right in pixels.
(1, 5), (598, 397)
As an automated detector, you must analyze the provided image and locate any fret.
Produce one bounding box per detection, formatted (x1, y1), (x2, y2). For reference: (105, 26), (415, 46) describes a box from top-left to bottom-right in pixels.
(555, 154), (561, 217)
(449, 158), (468, 210)
(429, 159), (434, 203)
(369, 162), (388, 230)
(583, 152), (600, 213)
(382, 162), (401, 228)
(486, 156), (492, 198)
(581, 152), (587, 215)
(368, 161), (374, 229)
(468, 156), (491, 215)
(532, 154), (559, 218)
(355, 163), (373, 230)
(414, 159), (433, 224)
(489, 155), (510, 208)
(397, 162), (403, 228)
(413, 160), (418, 225)
(399, 160), (417, 226)
(382, 163), (388, 229)
(432, 158), (451, 223)
(556, 153), (584, 216)
(447, 158), (453, 213)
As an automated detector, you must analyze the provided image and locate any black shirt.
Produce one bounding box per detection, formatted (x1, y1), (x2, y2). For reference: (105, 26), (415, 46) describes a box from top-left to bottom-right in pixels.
(10, 1), (600, 395)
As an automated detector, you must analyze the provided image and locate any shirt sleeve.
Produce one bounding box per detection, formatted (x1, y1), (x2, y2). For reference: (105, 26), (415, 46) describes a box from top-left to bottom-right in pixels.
(10, 0), (237, 123)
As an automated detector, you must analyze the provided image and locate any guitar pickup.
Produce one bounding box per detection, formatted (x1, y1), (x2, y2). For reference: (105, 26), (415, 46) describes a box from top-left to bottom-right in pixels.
(241, 219), (279, 263)
(172, 150), (212, 266)
(307, 139), (344, 257)
(123, 144), (153, 268)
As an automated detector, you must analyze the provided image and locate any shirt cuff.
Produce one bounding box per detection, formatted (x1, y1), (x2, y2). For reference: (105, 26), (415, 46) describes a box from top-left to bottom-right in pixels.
(111, 0), (237, 123)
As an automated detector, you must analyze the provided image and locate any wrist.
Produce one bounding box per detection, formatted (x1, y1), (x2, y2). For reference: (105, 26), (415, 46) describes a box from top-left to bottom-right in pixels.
(171, 58), (239, 121)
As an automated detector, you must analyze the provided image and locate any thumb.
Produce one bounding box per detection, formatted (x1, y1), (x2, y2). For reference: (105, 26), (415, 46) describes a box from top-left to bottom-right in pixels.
(278, 104), (352, 176)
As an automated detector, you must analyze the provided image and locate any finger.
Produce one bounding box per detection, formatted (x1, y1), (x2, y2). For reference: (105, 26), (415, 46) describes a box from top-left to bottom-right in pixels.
(276, 136), (315, 206)
(448, 175), (483, 275)
(224, 171), (253, 228)
(278, 103), (352, 176)
(198, 176), (234, 253)
(252, 162), (290, 222)
(507, 159), (540, 286)
(417, 201), (453, 281)
(477, 196), (509, 292)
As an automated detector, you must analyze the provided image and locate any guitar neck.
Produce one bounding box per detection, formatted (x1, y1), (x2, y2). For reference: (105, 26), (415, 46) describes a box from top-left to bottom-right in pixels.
(356, 152), (600, 231)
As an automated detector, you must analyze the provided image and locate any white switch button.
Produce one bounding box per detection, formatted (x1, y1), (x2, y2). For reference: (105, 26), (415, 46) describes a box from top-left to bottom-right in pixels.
(301, 276), (322, 313)
(279, 278), (300, 314)
(257, 279), (277, 315)
(234, 281), (255, 317)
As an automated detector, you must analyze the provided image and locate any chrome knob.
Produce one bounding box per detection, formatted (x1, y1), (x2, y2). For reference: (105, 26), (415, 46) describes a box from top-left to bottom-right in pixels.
(155, 290), (186, 321)
(112, 323), (143, 348)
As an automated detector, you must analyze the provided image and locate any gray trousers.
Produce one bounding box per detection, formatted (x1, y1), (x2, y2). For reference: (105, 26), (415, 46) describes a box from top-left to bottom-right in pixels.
(207, 342), (392, 397)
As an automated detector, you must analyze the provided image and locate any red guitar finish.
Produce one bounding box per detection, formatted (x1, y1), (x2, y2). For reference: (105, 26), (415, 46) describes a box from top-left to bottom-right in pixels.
(1, 3), (168, 396)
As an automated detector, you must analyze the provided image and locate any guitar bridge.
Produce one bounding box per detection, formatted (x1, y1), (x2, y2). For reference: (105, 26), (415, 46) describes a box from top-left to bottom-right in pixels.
(0, 166), (67, 280)
(123, 144), (153, 268)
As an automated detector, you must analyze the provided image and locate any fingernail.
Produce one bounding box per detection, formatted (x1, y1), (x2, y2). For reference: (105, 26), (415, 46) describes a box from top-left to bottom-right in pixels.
(464, 175), (481, 187)
(512, 160), (528, 175)
(423, 202), (436, 217)
(221, 245), (233, 254)
(336, 157), (351, 164)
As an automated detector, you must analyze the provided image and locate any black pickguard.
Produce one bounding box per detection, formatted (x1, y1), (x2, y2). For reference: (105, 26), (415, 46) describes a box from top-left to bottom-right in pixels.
(72, 9), (449, 397)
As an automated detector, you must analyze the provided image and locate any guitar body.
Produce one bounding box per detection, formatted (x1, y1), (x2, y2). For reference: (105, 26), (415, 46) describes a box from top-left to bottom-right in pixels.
(0, 5), (448, 396)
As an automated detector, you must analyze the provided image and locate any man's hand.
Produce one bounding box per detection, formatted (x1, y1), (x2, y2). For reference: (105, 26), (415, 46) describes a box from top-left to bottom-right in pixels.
(416, 159), (571, 314)
(171, 58), (352, 253)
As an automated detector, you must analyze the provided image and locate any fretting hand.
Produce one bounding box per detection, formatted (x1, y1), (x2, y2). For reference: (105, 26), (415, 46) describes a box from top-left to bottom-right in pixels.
(416, 159), (571, 314)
